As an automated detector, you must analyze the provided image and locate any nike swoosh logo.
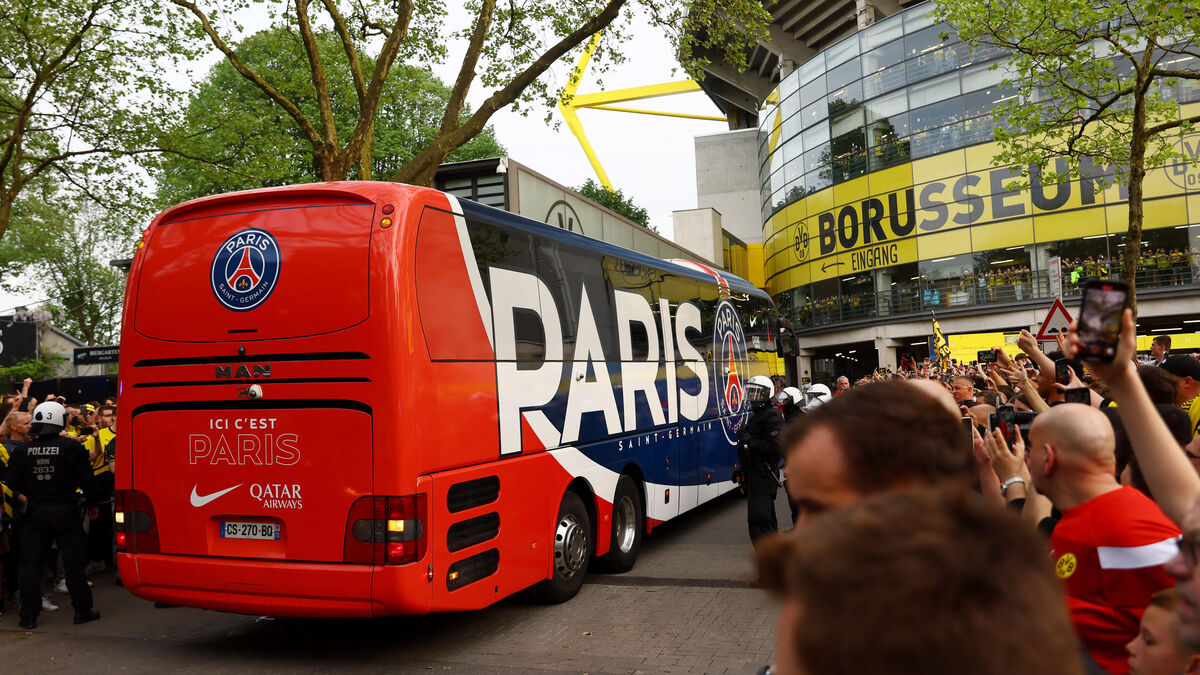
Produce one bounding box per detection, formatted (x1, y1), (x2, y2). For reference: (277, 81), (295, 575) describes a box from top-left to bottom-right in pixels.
(190, 484), (242, 508)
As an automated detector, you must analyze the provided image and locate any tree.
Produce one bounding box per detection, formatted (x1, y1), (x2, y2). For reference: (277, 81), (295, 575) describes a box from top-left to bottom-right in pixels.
(576, 178), (653, 230)
(0, 0), (194, 240)
(166, 0), (770, 187)
(934, 0), (1200, 312)
(155, 26), (504, 204)
(0, 191), (134, 345)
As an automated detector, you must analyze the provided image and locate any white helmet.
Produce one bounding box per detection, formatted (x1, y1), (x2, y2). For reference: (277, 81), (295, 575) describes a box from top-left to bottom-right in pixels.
(30, 400), (67, 436)
(745, 375), (775, 409)
(779, 386), (803, 407)
(803, 383), (832, 412)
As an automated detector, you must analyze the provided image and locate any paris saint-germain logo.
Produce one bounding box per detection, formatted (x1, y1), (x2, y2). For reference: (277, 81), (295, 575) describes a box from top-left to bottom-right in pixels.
(210, 229), (281, 311)
(712, 300), (749, 444)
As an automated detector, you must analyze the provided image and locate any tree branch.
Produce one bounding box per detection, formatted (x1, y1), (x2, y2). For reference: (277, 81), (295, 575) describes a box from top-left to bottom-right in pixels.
(340, 0), (413, 174)
(440, 0), (495, 136)
(392, 0), (629, 184)
(1144, 112), (1200, 137)
(319, 0), (367, 102)
(295, 0), (338, 156)
(169, 0), (324, 149)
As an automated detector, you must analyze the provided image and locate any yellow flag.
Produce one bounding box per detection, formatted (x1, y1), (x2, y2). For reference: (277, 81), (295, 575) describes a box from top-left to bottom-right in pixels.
(932, 317), (951, 369)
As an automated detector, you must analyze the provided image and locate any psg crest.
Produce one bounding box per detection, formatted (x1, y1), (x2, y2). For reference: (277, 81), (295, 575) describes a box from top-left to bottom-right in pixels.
(713, 300), (749, 444)
(210, 229), (281, 311)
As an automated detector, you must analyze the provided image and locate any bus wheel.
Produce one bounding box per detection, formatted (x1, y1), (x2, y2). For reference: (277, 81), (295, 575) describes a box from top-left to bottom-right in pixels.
(599, 475), (643, 573)
(536, 490), (592, 604)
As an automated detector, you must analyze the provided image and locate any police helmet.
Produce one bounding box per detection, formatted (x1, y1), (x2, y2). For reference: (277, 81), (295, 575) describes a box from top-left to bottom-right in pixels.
(779, 386), (803, 407)
(30, 400), (67, 437)
(803, 383), (832, 412)
(745, 375), (775, 409)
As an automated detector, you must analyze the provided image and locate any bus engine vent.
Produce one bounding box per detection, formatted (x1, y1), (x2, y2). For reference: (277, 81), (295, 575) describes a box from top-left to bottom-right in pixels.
(446, 512), (500, 553)
(447, 548), (500, 591)
(446, 476), (499, 513)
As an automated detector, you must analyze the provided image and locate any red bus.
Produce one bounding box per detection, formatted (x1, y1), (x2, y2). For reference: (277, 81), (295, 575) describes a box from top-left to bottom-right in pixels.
(115, 182), (781, 617)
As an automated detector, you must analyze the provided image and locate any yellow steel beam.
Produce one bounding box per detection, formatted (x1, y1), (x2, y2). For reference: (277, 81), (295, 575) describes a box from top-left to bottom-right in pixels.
(571, 80), (703, 108)
(587, 105), (727, 122)
(559, 32), (613, 189)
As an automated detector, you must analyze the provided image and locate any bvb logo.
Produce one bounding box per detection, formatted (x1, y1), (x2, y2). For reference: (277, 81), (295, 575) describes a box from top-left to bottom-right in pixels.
(793, 223), (810, 263)
(1055, 552), (1077, 579)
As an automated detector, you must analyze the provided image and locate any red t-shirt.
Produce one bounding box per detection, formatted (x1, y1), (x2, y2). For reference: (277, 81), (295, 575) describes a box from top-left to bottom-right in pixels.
(1049, 485), (1180, 675)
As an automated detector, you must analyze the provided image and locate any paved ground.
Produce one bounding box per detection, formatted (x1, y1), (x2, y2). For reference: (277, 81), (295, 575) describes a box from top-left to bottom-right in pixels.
(0, 492), (789, 673)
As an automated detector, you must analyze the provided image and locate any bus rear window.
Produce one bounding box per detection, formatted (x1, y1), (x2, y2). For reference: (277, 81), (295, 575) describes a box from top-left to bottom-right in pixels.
(134, 202), (375, 342)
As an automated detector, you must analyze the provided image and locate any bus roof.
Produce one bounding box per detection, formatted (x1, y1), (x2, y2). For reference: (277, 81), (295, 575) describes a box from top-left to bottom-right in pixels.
(149, 181), (767, 301)
(454, 198), (767, 300)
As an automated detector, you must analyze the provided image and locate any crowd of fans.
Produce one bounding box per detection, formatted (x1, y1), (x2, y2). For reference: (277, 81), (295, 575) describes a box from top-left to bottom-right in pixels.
(0, 386), (118, 621)
(761, 318), (1200, 674)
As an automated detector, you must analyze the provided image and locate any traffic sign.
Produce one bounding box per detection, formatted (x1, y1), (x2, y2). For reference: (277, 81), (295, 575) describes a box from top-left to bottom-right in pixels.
(1036, 298), (1074, 341)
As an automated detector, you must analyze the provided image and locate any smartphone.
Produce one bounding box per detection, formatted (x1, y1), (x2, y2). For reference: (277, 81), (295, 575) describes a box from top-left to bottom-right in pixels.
(1064, 387), (1091, 404)
(978, 349), (998, 364)
(962, 416), (976, 448)
(1077, 279), (1130, 362)
(1055, 358), (1073, 386)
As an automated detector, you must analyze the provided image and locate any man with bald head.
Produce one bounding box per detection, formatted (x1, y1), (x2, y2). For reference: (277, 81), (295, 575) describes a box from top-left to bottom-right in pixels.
(1028, 403), (1181, 674)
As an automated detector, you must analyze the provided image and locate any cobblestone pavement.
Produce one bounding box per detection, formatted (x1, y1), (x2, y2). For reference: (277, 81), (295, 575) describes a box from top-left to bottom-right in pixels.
(0, 492), (788, 673)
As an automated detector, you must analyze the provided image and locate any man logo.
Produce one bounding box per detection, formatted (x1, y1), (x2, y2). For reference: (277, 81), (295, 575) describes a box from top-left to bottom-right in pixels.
(545, 200), (586, 236)
(793, 223), (810, 262)
(712, 300), (749, 444)
(210, 229), (281, 312)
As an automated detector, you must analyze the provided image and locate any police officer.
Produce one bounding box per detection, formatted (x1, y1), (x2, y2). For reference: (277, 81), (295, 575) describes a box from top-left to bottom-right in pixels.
(777, 387), (805, 423)
(736, 375), (785, 542)
(4, 401), (100, 629)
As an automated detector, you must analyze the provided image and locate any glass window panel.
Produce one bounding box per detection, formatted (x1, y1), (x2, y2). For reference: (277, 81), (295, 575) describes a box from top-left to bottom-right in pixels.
(805, 166), (832, 194)
(801, 75), (828, 108)
(974, 248), (1034, 304)
(801, 95), (829, 126)
(865, 90), (908, 122)
(863, 13), (904, 51)
(962, 84), (1014, 120)
(862, 41), (903, 77)
(879, 262), (921, 316)
(810, 278), (840, 326)
(797, 53), (826, 86)
(826, 34), (861, 69)
(779, 74), (800, 101)
(863, 63), (907, 98)
(802, 123), (829, 149)
(908, 72), (961, 108)
(904, 25), (946, 59)
(782, 113), (803, 143)
(781, 135), (803, 164)
(830, 107), (865, 137)
(903, 5), (938, 33)
(910, 121), (964, 158)
(839, 273), (877, 321)
(918, 253), (975, 309)
(960, 61), (1004, 93)
(830, 128), (868, 183)
(827, 59), (862, 93)
(827, 79), (864, 111)
(781, 91), (801, 119)
(804, 142), (831, 174)
(960, 41), (1007, 66)
(961, 115), (996, 146)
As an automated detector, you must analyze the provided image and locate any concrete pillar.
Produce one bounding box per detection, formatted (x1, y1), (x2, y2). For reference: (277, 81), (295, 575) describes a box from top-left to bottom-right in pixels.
(875, 337), (896, 370)
(797, 350), (816, 384)
(671, 208), (723, 267)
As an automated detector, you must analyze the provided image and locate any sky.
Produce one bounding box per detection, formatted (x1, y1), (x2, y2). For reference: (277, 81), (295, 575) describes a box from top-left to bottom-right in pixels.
(0, 5), (730, 315)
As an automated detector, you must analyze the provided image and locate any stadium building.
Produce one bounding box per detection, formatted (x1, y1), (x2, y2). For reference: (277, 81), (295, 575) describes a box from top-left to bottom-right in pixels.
(677, 0), (1200, 384)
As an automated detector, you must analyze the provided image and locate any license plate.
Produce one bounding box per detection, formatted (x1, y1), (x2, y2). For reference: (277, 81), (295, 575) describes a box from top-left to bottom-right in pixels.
(220, 521), (280, 540)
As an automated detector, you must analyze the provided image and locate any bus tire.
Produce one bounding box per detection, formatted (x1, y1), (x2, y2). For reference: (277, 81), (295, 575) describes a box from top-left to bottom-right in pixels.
(535, 490), (593, 604)
(598, 475), (643, 573)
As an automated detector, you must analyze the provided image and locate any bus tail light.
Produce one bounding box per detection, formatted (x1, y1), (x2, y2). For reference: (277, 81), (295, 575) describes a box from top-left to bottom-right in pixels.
(344, 494), (427, 565)
(115, 490), (160, 554)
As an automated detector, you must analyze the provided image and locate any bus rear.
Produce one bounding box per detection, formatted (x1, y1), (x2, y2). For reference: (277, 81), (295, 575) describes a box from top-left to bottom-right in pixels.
(116, 183), (444, 617)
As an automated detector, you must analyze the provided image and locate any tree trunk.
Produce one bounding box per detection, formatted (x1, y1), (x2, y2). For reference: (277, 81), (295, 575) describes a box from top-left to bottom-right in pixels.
(1122, 92), (1149, 320)
(0, 196), (11, 241)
